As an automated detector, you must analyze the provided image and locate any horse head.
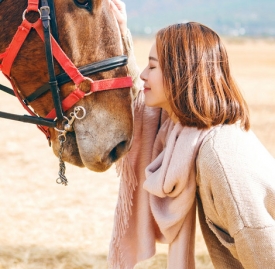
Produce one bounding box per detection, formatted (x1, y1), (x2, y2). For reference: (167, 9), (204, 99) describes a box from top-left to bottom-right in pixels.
(0, 0), (134, 172)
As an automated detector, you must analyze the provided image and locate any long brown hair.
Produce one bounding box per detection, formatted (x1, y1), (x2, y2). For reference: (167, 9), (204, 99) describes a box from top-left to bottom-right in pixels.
(156, 22), (250, 130)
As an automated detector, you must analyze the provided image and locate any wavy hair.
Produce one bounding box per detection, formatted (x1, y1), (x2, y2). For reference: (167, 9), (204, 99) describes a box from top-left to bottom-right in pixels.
(155, 22), (250, 130)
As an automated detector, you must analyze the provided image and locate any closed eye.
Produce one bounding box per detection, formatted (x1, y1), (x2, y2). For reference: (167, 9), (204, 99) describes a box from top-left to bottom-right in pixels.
(73, 0), (92, 11)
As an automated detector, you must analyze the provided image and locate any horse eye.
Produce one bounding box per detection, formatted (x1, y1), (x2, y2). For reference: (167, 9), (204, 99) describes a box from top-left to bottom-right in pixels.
(73, 0), (92, 11)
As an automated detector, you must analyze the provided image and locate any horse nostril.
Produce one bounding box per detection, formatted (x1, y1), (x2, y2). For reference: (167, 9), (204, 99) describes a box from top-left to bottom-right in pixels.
(109, 140), (128, 162)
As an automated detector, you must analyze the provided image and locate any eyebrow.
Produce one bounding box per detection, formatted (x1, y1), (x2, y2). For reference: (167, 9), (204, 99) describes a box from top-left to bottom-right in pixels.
(149, 56), (158, 61)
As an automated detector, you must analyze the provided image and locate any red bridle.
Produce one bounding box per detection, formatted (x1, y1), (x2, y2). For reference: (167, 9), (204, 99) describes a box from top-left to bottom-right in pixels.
(0, 0), (133, 139)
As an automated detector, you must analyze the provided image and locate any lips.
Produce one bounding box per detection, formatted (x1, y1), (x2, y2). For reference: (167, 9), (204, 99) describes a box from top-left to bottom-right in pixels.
(143, 87), (151, 93)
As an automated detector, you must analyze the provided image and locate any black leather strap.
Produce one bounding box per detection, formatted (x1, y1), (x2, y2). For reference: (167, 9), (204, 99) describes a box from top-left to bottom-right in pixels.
(0, 111), (56, 127)
(47, 0), (59, 42)
(41, 0), (64, 120)
(0, 84), (15, 96)
(57, 55), (128, 85)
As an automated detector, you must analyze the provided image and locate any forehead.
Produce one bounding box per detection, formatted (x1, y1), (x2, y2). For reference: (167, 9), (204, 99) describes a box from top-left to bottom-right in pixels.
(149, 42), (158, 59)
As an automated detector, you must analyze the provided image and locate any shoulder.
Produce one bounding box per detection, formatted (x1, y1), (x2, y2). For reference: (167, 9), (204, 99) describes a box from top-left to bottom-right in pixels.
(197, 123), (275, 233)
(197, 123), (275, 187)
(198, 123), (275, 173)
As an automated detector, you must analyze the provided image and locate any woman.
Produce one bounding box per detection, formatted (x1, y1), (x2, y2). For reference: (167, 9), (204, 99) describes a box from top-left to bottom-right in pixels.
(109, 1), (275, 268)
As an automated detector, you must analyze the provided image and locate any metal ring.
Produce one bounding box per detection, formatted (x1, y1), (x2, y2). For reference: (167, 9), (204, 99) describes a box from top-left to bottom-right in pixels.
(22, 9), (42, 21)
(74, 106), (86, 120)
(83, 77), (94, 96)
(54, 126), (63, 132)
(58, 133), (66, 142)
(84, 91), (93, 97)
(54, 116), (69, 132)
(53, 116), (69, 122)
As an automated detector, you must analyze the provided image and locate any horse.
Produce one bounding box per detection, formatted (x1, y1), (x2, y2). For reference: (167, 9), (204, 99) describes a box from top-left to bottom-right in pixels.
(0, 0), (134, 180)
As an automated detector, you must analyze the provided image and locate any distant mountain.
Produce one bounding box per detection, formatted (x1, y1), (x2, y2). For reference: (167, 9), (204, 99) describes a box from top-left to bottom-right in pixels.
(124, 0), (275, 37)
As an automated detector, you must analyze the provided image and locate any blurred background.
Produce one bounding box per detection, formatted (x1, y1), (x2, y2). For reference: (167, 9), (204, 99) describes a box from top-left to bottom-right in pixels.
(0, 0), (274, 268)
(124, 0), (275, 38)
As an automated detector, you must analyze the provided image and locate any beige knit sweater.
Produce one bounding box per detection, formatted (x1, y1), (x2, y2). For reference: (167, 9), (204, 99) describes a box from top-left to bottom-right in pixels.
(196, 123), (275, 268)
(119, 29), (275, 269)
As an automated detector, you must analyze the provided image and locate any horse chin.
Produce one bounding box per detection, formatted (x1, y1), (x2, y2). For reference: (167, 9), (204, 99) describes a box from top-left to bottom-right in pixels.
(50, 127), (132, 172)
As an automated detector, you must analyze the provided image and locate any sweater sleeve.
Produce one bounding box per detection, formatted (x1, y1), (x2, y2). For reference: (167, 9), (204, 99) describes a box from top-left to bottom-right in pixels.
(122, 29), (143, 97)
(196, 124), (275, 269)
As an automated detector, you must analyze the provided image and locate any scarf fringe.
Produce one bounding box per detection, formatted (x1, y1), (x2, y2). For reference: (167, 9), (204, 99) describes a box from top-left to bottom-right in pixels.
(108, 155), (138, 268)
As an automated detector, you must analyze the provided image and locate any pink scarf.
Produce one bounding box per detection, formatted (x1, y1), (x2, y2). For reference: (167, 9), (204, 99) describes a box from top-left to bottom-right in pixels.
(108, 92), (212, 269)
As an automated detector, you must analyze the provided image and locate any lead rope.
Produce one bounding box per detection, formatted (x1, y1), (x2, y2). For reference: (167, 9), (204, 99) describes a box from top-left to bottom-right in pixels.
(55, 106), (86, 186)
(56, 136), (68, 185)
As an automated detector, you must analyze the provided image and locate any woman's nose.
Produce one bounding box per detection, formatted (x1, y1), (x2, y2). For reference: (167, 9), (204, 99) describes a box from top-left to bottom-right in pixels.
(140, 66), (147, 81)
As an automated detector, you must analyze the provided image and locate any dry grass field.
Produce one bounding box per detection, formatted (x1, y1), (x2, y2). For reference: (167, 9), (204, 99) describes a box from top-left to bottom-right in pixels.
(0, 37), (274, 269)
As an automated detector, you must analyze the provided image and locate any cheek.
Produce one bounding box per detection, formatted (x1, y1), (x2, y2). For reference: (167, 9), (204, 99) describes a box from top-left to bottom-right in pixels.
(155, 74), (165, 91)
(149, 71), (162, 87)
